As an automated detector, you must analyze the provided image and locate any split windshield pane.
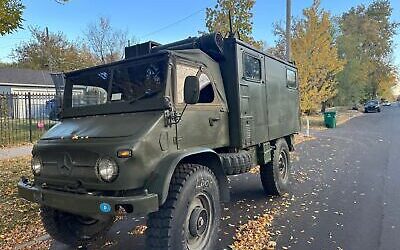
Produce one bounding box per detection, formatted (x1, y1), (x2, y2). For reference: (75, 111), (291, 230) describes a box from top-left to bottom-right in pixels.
(66, 59), (167, 108)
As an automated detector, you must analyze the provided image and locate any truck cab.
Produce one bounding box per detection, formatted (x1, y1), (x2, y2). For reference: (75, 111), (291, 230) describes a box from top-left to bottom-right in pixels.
(18, 33), (299, 249)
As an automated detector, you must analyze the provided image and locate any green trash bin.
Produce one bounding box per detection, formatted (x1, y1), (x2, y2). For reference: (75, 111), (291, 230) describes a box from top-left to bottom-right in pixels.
(324, 111), (337, 128)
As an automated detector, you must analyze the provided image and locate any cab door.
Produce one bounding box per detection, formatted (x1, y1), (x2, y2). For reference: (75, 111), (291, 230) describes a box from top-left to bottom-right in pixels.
(174, 61), (229, 149)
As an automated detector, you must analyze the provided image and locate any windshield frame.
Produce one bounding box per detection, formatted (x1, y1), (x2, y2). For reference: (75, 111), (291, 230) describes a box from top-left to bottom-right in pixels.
(62, 52), (171, 118)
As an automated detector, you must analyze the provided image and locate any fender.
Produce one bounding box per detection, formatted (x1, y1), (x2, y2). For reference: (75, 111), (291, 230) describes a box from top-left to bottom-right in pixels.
(145, 147), (230, 206)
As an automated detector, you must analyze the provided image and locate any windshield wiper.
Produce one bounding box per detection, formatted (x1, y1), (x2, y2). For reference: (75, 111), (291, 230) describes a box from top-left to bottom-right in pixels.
(129, 89), (161, 104)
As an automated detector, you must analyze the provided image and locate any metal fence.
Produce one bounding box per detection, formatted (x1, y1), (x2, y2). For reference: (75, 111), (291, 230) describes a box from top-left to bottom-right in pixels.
(0, 93), (58, 146)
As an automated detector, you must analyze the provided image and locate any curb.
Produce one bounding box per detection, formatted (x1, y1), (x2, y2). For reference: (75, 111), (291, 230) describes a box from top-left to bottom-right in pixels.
(15, 234), (51, 250)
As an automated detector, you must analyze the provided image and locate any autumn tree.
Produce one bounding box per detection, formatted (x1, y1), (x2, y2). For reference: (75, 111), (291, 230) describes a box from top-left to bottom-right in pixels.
(336, 0), (399, 104)
(12, 27), (98, 71)
(267, 20), (297, 60)
(0, 62), (16, 68)
(205, 0), (262, 48)
(84, 17), (129, 64)
(266, 23), (285, 60)
(0, 0), (24, 35)
(291, 1), (344, 114)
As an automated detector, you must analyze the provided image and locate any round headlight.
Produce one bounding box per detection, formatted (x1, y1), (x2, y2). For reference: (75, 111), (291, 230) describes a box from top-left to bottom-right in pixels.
(96, 158), (119, 182)
(31, 156), (42, 176)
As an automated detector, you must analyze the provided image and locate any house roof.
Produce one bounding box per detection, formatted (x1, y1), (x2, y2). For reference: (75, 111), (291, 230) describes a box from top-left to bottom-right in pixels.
(0, 68), (54, 86)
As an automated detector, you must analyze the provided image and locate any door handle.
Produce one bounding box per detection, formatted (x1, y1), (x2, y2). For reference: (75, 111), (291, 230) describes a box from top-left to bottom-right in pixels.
(209, 117), (221, 126)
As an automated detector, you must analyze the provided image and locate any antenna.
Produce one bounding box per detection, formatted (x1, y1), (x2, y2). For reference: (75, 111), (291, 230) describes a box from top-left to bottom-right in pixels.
(228, 9), (234, 38)
(286, 0), (292, 61)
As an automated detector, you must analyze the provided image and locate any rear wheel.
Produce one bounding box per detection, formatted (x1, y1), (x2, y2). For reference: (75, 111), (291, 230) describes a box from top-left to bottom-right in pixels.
(40, 206), (113, 246)
(146, 164), (220, 250)
(260, 139), (291, 196)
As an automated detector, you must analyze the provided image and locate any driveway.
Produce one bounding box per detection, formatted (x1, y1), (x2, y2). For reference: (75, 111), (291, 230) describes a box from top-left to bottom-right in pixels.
(0, 145), (32, 160)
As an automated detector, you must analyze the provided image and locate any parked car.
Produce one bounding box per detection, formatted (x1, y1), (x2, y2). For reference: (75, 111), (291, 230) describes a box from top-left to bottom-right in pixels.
(382, 101), (391, 106)
(364, 100), (381, 113)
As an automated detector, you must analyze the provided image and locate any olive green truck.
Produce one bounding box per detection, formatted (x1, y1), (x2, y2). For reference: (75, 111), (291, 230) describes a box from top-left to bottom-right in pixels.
(18, 33), (299, 249)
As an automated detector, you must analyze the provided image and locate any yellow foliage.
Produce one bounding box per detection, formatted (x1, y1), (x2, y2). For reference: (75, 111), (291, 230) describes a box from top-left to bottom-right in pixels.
(292, 1), (345, 113)
(378, 70), (397, 100)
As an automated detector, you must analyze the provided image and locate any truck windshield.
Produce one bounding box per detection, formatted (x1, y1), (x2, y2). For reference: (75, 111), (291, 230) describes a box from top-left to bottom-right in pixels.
(64, 58), (167, 111)
(367, 100), (378, 106)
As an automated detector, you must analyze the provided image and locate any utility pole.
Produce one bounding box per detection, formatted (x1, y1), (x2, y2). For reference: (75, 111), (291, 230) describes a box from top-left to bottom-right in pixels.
(45, 27), (53, 72)
(45, 27), (49, 40)
(286, 0), (292, 62)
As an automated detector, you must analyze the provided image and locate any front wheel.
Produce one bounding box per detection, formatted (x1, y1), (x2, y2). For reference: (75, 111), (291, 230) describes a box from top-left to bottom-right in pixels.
(146, 164), (221, 250)
(260, 139), (291, 196)
(40, 206), (114, 246)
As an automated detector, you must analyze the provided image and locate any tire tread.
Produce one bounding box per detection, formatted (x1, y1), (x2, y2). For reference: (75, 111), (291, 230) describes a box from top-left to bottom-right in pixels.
(146, 164), (217, 249)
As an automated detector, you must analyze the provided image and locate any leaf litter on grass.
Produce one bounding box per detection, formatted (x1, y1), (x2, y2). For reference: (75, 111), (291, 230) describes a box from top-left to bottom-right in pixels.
(0, 156), (50, 249)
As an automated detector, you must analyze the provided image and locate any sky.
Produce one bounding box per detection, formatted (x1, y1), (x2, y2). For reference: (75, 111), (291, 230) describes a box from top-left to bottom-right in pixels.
(0, 0), (399, 68)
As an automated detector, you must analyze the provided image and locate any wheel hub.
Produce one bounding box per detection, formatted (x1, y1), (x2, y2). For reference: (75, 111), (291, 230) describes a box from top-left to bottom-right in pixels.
(189, 207), (208, 237)
(185, 192), (214, 249)
(278, 151), (288, 180)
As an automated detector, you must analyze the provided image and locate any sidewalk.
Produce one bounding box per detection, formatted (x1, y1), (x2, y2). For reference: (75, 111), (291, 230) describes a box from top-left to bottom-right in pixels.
(0, 145), (33, 160)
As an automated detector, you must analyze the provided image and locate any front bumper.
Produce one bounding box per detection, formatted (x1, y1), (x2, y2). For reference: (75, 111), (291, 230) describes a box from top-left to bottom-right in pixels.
(18, 179), (159, 216)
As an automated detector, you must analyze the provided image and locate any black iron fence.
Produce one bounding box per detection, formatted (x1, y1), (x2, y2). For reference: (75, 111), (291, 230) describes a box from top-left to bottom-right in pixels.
(0, 93), (58, 147)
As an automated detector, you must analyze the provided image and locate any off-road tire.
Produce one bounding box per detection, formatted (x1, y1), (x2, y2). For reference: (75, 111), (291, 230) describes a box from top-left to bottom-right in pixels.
(220, 151), (252, 175)
(40, 206), (114, 246)
(146, 164), (221, 250)
(260, 139), (291, 196)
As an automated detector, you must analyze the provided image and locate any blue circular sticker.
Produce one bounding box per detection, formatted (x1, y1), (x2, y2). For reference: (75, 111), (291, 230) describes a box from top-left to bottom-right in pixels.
(99, 202), (112, 213)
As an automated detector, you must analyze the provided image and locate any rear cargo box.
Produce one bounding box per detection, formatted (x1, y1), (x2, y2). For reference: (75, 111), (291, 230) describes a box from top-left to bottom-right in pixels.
(221, 38), (300, 149)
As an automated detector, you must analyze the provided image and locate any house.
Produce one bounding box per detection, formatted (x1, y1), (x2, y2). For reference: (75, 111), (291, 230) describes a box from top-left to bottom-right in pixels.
(0, 67), (56, 95)
(0, 67), (94, 119)
(0, 68), (61, 119)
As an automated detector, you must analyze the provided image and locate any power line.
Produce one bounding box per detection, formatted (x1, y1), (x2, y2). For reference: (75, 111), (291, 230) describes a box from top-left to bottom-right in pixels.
(0, 37), (28, 40)
(140, 6), (209, 39)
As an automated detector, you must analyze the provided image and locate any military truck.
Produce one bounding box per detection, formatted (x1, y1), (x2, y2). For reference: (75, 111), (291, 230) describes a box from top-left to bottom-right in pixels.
(18, 33), (299, 249)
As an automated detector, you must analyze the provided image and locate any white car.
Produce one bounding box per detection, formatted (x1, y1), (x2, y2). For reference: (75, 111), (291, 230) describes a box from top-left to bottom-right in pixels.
(382, 101), (391, 106)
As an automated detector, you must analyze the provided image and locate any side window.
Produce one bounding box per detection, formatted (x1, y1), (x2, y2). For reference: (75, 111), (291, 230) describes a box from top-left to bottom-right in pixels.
(243, 53), (262, 82)
(198, 73), (215, 103)
(287, 69), (297, 89)
(176, 64), (198, 104)
(176, 63), (216, 104)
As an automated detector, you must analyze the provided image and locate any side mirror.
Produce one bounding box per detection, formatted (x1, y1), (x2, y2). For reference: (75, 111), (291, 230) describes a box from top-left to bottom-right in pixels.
(184, 76), (200, 105)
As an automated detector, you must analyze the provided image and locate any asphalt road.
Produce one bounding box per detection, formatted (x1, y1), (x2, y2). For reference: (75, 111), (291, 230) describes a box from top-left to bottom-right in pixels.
(50, 104), (400, 250)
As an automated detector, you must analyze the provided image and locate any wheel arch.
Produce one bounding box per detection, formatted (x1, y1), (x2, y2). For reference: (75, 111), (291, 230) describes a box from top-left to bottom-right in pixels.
(145, 148), (230, 206)
(283, 135), (295, 152)
(270, 135), (295, 152)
